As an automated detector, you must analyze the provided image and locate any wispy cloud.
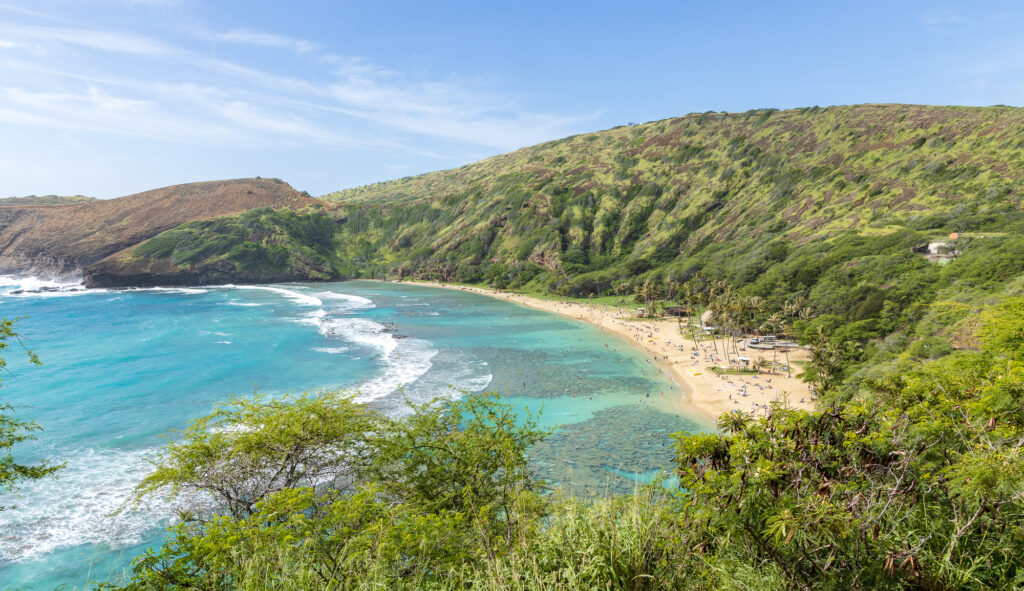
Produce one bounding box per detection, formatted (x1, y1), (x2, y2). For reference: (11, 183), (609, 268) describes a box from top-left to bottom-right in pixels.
(216, 100), (353, 146)
(0, 85), (253, 144)
(3, 22), (183, 56)
(0, 2), (61, 20)
(923, 10), (965, 31)
(0, 8), (590, 195)
(215, 29), (319, 54)
(0, 18), (588, 151)
(323, 73), (596, 150)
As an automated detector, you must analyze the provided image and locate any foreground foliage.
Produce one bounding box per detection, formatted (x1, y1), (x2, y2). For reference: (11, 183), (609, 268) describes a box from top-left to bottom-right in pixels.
(0, 317), (58, 506)
(102, 299), (1024, 590)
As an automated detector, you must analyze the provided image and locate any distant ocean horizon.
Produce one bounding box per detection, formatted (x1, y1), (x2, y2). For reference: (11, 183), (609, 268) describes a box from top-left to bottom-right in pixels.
(0, 278), (700, 589)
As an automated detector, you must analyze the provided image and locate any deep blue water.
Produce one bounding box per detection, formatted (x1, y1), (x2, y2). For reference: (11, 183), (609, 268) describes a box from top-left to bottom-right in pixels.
(0, 279), (700, 589)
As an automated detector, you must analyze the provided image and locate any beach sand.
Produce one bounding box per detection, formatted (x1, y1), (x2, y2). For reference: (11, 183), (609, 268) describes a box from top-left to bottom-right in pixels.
(402, 281), (816, 424)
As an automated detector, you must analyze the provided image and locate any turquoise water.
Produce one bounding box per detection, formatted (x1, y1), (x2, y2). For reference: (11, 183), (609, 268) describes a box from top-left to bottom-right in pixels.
(0, 279), (703, 589)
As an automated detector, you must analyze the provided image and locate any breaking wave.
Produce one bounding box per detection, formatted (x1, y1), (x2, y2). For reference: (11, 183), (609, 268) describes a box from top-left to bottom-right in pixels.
(0, 447), (184, 564)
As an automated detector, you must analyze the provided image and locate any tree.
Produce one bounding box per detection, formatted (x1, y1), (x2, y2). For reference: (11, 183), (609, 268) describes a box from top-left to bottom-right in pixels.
(803, 327), (861, 395)
(673, 299), (1024, 589)
(760, 312), (784, 371)
(115, 392), (551, 589)
(132, 392), (383, 519)
(1, 317), (59, 506)
(635, 278), (666, 315)
(366, 393), (549, 551)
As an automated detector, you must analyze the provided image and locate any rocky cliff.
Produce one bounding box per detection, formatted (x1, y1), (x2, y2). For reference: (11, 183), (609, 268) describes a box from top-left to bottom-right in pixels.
(0, 178), (315, 278)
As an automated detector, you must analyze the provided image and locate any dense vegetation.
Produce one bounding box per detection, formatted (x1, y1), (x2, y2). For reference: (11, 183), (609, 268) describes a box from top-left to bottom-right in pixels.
(117, 205), (351, 282)
(113, 104), (1024, 387)
(81, 104), (1024, 588)
(101, 300), (1024, 590)
(322, 103), (1022, 291)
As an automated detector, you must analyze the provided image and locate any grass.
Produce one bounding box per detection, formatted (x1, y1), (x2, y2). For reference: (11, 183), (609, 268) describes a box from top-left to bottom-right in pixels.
(709, 367), (760, 375)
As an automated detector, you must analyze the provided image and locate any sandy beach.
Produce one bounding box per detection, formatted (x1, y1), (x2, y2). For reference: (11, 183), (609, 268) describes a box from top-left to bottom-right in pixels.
(402, 281), (816, 424)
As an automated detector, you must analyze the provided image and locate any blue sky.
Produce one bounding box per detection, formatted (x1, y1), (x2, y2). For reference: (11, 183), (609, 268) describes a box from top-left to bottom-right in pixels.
(0, 0), (1022, 198)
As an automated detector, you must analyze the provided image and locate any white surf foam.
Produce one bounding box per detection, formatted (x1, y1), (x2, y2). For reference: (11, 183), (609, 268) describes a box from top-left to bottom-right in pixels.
(0, 275), (101, 298)
(0, 447), (184, 564)
(401, 352), (493, 408)
(440, 356), (493, 394)
(456, 360), (494, 392)
(317, 317), (437, 402)
(316, 291), (374, 310)
(319, 317), (399, 357)
(130, 286), (208, 295)
(231, 285), (322, 307)
(353, 338), (438, 403)
(313, 346), (350, 354)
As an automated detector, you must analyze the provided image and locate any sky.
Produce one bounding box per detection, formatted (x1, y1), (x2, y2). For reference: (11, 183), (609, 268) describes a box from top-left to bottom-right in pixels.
(0, 0), (1022, 198)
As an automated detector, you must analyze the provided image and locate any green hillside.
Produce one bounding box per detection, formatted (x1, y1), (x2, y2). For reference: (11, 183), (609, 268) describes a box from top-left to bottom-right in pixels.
(323, 103), (1022, 285)
(96, 104), (1024, 590)
(99, 104), (1024, 390)
(316, 104), (1023, 385)
(85, 205), (350, 286)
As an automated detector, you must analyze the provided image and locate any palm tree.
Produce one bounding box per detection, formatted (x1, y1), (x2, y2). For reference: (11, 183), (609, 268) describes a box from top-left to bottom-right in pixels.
(745, 295), (765, 335)
(666, 278), (680, 305)
(781, 299), (814, 379)
(778, 317), (793, 377)
(760, 312), (783, 369)
(805, 327), (862, 394)
(681, 282), (699, 342)
(718, 410), (749, 434)
(613, 281), (631, 307)
(707, 293), (724, 361)
(634, 278), (665, 317)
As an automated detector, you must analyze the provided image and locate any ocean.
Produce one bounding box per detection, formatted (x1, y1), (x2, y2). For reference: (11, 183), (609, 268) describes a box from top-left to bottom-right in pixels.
(0, 278), (702, 589)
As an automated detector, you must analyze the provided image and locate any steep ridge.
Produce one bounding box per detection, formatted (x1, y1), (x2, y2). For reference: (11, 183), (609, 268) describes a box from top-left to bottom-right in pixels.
(0, 178), (315, 277)
(93, 105), (1024, 296)
(85, 105), (1024, 346)
(0, 195), (96, 206)
(84, 204), (350, 287)
(321, 104), (1023, 289)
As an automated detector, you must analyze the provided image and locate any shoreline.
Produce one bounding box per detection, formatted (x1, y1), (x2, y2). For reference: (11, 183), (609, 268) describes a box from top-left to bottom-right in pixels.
(396, 280), (815, 424)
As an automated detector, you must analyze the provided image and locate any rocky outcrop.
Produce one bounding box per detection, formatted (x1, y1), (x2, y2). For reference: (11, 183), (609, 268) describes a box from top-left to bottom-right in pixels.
(83, 248), (345, 288)
(0, 178), (316, 278)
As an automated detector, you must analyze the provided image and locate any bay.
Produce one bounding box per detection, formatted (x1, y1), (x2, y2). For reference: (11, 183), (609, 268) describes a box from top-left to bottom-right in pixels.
(0, 279), (701, 589)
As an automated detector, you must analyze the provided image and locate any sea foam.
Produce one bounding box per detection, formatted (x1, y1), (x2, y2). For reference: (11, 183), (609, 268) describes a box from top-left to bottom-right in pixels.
(130, 286), (209, 295)
(0, 275), (102, 298)
(0, 447), (183, 564)
(231, 285), (323, 307)
(315, 315), (439, 402)
(316, 291), (374, 310)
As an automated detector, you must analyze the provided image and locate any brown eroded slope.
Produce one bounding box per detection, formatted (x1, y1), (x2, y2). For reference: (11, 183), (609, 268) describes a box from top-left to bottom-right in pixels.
(0, 178), (315, 276)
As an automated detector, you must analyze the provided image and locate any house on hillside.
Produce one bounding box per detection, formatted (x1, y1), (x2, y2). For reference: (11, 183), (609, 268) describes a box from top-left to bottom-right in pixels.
(911, 241), (959, 261)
